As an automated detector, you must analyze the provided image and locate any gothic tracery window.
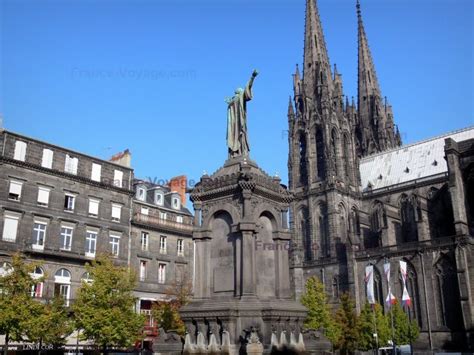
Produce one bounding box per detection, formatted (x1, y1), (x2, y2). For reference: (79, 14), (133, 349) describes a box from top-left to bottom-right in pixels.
(316, 127), (326, 180)
(400, 194), (419, 242)
(331, 129), (339, 176)
(299, 132), (308, 186)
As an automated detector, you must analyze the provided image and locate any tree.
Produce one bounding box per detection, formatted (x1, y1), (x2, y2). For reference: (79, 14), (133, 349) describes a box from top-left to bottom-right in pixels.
(24, 296), (73, 348)
(0, 253), (44, 355)
(357, 303), (390, 351)
(73, 254), (145, 352)
(152, 271), (193, 336)
(300, 276), (340, 345)
(391, 302), (419, 345)
(333, 293), (358, 355)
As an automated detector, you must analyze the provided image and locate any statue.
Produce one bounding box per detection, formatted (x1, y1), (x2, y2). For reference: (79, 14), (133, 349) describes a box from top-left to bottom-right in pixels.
(226, 69), (258, 158)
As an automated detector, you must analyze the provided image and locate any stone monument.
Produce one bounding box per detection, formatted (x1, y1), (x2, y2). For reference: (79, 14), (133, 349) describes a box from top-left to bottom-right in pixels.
(180, 71), (308, 354)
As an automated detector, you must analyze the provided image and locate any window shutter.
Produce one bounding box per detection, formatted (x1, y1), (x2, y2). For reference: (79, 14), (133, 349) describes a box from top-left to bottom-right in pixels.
(37, 187), (50, 205)
(89, 199), (99, 215)
(9, 181), (22, 196)
(112, 204), (121, 219)
(41, 149), (54, 168)
(14, 141), (27, 161)
(91, 163), (101, 182)
(113, 170), (123, 187)
(3, 215), (19, 241)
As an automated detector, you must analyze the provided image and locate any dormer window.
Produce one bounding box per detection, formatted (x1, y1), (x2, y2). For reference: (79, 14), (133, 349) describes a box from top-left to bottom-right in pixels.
(137, 187), (146, 201)
(155, 191), (164, 206)
(172, 197), (180, 210)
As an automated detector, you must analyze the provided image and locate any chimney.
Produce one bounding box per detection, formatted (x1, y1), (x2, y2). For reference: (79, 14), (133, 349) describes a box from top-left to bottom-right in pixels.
(109, 149), (131, 168)
(168, 175), (187, 207)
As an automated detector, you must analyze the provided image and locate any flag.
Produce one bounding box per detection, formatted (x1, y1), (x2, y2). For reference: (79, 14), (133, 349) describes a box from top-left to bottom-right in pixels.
(399, 260), (412, 308)
(383, 262), (396, 307)
(365, 265), (375, 304)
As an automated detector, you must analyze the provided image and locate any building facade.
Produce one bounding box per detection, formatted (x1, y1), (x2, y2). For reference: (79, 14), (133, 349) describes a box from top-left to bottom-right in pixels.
(288, 0), (474, 351)
(131, 177), (194, 346)
(0, 129), (133, 307)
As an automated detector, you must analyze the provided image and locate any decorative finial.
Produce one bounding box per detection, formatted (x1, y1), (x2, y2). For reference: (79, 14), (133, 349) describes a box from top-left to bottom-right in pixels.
(356, 0), (361, 18)
(202, 170), (208, 176)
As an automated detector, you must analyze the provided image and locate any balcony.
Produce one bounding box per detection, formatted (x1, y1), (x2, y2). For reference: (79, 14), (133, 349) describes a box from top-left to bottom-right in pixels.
(133, 213), (193, 234)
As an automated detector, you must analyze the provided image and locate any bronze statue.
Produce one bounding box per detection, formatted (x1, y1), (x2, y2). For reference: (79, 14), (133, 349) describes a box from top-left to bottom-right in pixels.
(226, 69), (258, 158)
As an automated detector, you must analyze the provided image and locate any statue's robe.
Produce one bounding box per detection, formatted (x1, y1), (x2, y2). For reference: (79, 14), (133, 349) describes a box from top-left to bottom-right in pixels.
(226, 81), (253, 158)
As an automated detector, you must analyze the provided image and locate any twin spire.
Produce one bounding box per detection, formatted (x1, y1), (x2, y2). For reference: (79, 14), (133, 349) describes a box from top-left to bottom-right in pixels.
(294, 0), (401, 156)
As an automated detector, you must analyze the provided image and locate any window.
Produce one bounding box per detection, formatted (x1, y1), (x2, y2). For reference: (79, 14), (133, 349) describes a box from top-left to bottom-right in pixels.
(37, 186), (50, 206)
(32, 220), (47, 250)
(14, 141), (27, 161)
(64, 154), (78, 175)
(159, 212), (167, 220)
(113, 170), (123, 188)
(81, 272), (93, 284)
(111, 204), (122, 222)
(155, 192), (164, 205)
(91, 163), (102, 182)
(158, 263), (166, 284)
(30, 267), (44, 298)
(172, 197), (180, 210)
(8, 180), (22, 201)
(137, 187), (146, 201)
(0, 262), (13, 277)
(60, 225), (74, 251)
(41, 149), (54, 169)
(64, 193), (76, 211)
(141, 232), (149, 251)
(160, 235), (167, 254)
(177, 239), (184, 256)
(85, 230), (97, 257)
(141, 207), (149, 216)
(139, 261), (147, 281)
(54, 269), (71, 306)
(88, 198), (100, 217)
(109, 234), (120, 257)
(3, 212), (20, 242)
(176, 216), (183, 223)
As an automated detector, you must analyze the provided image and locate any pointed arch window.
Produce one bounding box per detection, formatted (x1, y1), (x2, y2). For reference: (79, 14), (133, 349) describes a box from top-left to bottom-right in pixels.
(332, 275), (340, 299)
(400, 195), (419, 242)
(299, 132), (308, 186)
(343, 134), (351, 180)
(433, 256), (463, 330)
(316, 126), (326, 180)
(331, 129), (339, 176)
(318, 204), (330, 257)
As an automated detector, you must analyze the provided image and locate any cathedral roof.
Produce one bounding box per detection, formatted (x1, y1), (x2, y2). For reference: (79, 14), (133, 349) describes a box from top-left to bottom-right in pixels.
(359, 126), (474, 192)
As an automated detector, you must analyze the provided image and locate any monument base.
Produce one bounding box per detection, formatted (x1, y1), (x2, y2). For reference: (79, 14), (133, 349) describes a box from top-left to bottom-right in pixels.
(180, 298), (308, 354)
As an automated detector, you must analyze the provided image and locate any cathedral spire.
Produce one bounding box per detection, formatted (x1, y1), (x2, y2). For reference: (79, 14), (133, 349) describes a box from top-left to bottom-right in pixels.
(357, 0), (400, 154)
(303, 0), (333, 98)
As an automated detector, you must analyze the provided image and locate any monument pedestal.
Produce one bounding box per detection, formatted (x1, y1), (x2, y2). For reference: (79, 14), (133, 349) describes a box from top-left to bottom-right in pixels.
(179, 158), (308, 354)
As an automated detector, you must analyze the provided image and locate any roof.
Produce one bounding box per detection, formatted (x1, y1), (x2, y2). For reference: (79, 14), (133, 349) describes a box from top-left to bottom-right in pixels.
(133, 179), (192, 215)
(359, 126), (474, 192)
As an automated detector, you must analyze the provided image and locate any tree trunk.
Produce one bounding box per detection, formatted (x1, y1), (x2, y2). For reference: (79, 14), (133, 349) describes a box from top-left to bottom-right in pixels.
(3, 332), (9, 355)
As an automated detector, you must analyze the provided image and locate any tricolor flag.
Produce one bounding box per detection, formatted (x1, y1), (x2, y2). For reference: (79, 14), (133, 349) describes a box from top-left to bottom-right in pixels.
(399, 260), (412, 308)
(383, 262), (397, 307)
(365, 265), (375, 304)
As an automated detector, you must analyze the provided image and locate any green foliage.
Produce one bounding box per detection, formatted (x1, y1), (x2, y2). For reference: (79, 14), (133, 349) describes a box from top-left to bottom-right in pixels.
(391, 302), (420, 345)
(357, 303), (390, 351)
(73, 254), (145, 349)
(24, 296), (74, 347)
(300, 276), (340, 345)
(0, 253), (44, 352)
(151, 271), (193, 336)
(152, 300), (185, 335)
(334, 293), (358, 354)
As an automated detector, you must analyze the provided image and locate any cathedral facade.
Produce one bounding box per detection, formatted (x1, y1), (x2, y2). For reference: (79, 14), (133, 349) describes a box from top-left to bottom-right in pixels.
(288, 0), (474, 351)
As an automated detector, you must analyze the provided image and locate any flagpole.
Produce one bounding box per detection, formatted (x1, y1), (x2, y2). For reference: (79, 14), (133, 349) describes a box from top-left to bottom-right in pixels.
(372, 303), (378, 355)
(405, 304), (414, 355)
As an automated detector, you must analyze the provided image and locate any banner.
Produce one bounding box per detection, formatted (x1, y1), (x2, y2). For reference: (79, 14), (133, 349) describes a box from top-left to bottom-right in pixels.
(365, 265), (375, 304)
(383, 262), (397, 307)
(399, 260), (412, 308)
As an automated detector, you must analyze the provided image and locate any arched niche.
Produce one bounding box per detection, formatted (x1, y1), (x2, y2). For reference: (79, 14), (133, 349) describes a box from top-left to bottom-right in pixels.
(255, 212), (277, 299)
(209, 211), (236, 296)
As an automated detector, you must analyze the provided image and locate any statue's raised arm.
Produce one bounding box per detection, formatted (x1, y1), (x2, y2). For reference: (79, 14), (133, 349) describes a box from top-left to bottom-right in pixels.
(226, 69), (259, 159)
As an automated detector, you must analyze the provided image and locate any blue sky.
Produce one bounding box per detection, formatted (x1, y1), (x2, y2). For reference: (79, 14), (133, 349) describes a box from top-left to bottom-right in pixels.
(1, 0), (473, 188)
